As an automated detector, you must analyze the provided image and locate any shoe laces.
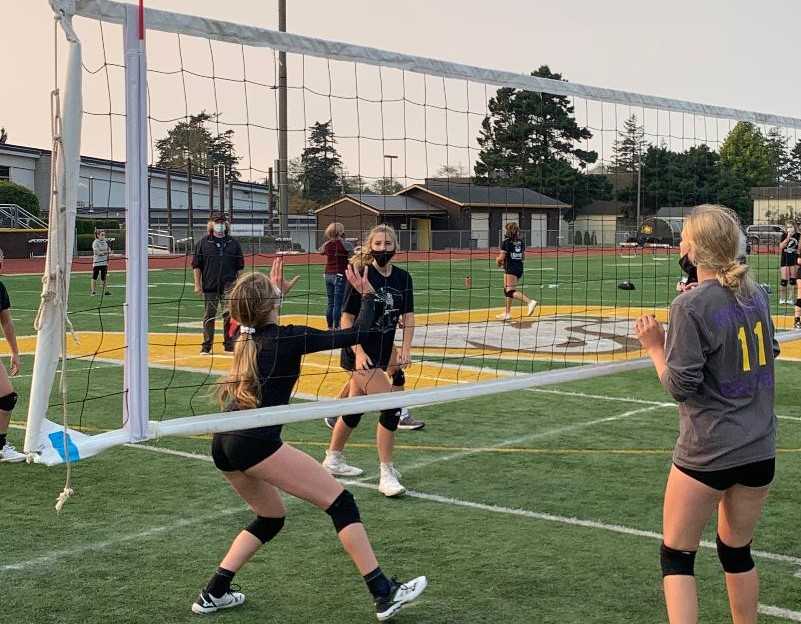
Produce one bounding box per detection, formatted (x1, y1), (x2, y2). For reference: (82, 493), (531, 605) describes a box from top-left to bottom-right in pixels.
(2, 443), (17, 453)
(382, 464), (402, 479)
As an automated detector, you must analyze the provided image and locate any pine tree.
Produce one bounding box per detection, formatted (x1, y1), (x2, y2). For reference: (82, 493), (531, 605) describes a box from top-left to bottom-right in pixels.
(611, 115), (647, 173)
(474, 66), (606, 208)
(765, 127), (790, 183)
(300, 121), (343, 204)
(785, 139), (801, 183)
(155, 111), (241, 180)
(0, 127), (7, 144)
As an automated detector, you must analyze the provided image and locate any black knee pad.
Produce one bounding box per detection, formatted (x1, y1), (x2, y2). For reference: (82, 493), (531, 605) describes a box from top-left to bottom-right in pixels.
(660, 542), (697, 577)
(716, 535), (754, 574)
(781, 279), (788, 287)
(796, 298), (801, 308)
(0, 392), (18, 412)
(379, 408), (400, 432)
(791, 278), (798, 286)
(391, 369), (405, 388)
(342, 413), (362, 428)
(326, 489), (361, 533)
(245, 515), (285, 544)
(504, 288), (516, 299)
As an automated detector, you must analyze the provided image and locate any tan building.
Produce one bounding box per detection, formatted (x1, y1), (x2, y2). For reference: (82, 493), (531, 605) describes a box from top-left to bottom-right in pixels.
(316, 178), (570, 251)
(751, 186), (801, 224)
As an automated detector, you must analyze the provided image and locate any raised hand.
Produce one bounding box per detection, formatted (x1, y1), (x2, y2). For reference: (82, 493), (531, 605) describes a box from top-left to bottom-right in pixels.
(269, 257), (301, 295)
(345, 264), (375, 295)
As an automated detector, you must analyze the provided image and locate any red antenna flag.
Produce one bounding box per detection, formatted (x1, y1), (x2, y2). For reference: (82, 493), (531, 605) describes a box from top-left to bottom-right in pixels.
(138, 0), (145, 40)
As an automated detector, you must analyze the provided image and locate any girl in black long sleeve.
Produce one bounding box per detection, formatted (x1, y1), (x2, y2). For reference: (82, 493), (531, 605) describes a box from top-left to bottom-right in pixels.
(192, 258), (427, 622)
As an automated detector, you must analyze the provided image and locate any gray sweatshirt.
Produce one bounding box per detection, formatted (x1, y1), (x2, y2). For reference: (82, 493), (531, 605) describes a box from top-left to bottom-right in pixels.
(92, 239), (110, 267)
(661, 280), (778, 471)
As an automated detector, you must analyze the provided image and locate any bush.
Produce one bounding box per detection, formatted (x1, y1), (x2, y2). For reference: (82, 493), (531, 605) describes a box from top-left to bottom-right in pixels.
(76, 231), (125, 254)
(76, 219), (120, 235)
(583, 231), (591, 246)
(590, 232), (598, 246)
(0, 181), (40, 218)
(573, 231), (582, 246)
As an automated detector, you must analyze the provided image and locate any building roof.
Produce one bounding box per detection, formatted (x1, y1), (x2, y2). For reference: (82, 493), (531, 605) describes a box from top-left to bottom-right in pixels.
(751, 185), (801, 201)
(656, 206), (697, 219)
(415, 178), (569, 208)
(316, 194), (446, 215)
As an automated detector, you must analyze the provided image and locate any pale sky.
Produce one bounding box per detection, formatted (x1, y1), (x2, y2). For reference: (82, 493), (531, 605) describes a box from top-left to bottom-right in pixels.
(2, 0), (801, 184)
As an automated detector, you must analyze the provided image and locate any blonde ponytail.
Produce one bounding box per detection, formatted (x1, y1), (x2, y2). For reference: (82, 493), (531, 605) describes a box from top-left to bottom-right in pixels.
(214, 271), (280, 410)
(683, 204), (757, 302)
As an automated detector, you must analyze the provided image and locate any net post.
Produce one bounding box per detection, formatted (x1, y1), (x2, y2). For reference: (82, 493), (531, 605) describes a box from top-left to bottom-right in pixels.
(122, 3), (150, 442)
(24, 13), (83, 455)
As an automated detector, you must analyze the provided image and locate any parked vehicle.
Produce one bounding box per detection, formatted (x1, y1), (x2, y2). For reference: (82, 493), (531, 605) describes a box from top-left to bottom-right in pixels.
(745, 224), (785, 247)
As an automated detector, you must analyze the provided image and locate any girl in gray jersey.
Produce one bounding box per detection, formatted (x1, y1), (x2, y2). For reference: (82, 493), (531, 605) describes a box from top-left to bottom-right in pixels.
(635, 204), (778, 624)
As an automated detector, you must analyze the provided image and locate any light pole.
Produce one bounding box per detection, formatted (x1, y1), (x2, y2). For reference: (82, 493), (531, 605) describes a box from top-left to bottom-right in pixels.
(89, 176), (94, 214)
(278, 0), (289, 234)
(383, 154), (398, 193)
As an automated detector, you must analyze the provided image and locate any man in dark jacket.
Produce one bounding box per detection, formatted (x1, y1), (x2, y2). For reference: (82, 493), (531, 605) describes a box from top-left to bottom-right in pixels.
(192, 215), (244, 353)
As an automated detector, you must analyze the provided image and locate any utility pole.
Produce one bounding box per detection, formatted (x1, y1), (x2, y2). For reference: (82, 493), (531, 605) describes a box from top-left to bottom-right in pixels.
(636, 146), (642, 225)
(278, 0), (289, 234)
(384, 154), (398, 192)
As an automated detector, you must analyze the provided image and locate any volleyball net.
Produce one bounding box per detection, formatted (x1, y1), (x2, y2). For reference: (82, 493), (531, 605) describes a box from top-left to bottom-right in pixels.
(24, 0), (801, 466)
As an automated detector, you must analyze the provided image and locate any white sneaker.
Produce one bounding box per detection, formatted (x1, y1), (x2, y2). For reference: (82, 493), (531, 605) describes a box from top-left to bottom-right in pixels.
(375, 576), (428, 621)
(191, 588), (245, 615)
(780, 298), (787, 305)
(527, 300), (538, 316)
(0, 443), (26, 463)
(495, 312), (511, 321)
(322, 450), (364, 477)
(378, 463), (406, 497)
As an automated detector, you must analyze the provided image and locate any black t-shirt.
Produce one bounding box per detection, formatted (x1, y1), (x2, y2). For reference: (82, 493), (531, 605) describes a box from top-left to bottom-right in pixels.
(341, 264), (414, 370)
(0, 281), (10, 312)
(501, 237), (524, 274)
(219, 296), (377, 441)
(191, 235), (245, 293)
(781, 231), (800, 257)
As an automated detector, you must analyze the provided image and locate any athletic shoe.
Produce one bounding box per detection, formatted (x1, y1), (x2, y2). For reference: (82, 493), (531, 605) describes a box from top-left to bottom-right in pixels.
(223, 345), (234, 353)
(191, 587), (245, 615)
(780, 298), (788, 305)
(397, 408), (425, 431)
(375, 576), (428, 621)
(90, 291), (96, 296)
(495, 312), (511, 321)
(0, 443), (26, 463)
(323, 450), (364, 477)
(527, 300), (538, 316)
(794, 319), (801, 330)
(378, 463), (406, 497)
(324, 416), (338, 430)
(104, 291), (112, 296)
(200, 348), (211, 356)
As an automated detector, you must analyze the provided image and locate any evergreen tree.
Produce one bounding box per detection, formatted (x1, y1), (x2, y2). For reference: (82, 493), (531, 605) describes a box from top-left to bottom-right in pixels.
(155, 111), (241, 180)
(765, 127), (790, 183)
(0, 127), (7, 144)
(611, 114), (647, 173)
(787, 140), (801, 183)
(718, 122), (774, 221)
(369, 177), (403, 195)
(300, 121), (343, 204)
(474, 66), (606, 208)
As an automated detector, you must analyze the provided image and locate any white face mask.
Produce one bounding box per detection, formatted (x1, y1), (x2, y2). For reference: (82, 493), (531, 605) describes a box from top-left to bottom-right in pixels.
(213, 224), (225, 235)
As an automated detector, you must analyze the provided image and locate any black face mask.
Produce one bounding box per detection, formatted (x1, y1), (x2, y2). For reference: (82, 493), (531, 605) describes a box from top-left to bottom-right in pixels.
(372, 250), (395, 267)
(679, 254), (695, 274)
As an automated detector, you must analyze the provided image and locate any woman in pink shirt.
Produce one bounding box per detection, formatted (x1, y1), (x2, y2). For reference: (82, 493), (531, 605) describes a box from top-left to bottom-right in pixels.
(321, 222), (350, 329)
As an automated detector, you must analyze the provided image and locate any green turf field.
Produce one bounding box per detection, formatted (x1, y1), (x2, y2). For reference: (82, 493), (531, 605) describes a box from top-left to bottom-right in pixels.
(2, 251), (800, 623)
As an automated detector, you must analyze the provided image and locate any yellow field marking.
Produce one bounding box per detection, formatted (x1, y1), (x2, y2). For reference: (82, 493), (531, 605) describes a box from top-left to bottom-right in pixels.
(2, 303), (798, 379)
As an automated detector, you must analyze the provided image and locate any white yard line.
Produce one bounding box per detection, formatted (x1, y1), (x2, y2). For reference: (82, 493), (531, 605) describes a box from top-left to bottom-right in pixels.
(356, 404), (668, 480)
(760, 606), (801, 622)
(0, 504), (247, 572)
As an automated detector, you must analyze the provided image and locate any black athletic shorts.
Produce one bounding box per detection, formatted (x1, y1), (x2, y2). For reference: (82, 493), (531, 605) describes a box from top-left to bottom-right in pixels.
(674, 457), (775, 491)
(211, 426), (284, 472)
(92, 265), (108, 281)
(505, 267), (523, 279)
(780, 253), (798, 268)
